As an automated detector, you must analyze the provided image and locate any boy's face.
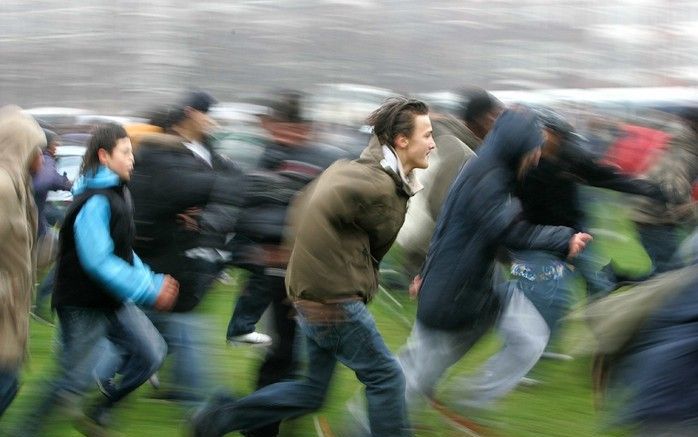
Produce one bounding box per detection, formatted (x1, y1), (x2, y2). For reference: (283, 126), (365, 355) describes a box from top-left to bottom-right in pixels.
(100, 137), (134, 181)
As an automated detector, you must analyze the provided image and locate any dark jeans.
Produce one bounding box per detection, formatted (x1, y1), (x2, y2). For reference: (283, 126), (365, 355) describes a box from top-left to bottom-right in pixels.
(227, 268), (273, 338)
(195, 301), (410, 437)
(512, 250), (575, 340)
(228, 268), (299, 436)
(0, 369), (19, 418)
(22, 304), (166, 434)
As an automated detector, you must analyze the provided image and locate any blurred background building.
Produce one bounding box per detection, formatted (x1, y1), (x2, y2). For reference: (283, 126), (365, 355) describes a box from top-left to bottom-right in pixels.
(1, 0), (697, 112)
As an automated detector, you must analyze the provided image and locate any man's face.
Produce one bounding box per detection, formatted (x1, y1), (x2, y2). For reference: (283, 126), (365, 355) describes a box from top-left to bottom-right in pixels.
(399, 114), (436, 173)
(46, 141), (58, 157)
(188, 108), (216, 138)
(477, 108), (502, 138)
(263, 118), (312, 147)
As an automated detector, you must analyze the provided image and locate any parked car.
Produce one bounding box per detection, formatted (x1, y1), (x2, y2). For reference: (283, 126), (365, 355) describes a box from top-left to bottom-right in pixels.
(45, 141), (88, 222)
(23, 107), (91, 134)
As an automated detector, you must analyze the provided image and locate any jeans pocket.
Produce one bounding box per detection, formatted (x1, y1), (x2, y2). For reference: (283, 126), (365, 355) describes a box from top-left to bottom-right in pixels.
(340, 301), (365, 319)
(298, 314), (334, 348)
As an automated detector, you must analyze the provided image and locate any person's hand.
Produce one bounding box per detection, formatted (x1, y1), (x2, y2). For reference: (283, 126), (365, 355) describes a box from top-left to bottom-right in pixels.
(568, 232), (593, 259)
(409, 275), (423, 300)
(262, 245), (290, 267)
(176, 207), (202, 232)
(154, 275), (179, 311)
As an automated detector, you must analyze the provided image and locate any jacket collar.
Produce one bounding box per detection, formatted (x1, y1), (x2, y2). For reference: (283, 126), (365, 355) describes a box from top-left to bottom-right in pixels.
(360, 135), (423, 197)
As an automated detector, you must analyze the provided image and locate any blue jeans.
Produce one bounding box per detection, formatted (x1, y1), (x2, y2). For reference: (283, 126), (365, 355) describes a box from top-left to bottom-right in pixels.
(22, 304), (166, 433)
(195, 301), (410, 437)
(95, 310), (210, 401)
(398, 318), (492, 411)
(511, 250), (575, 339)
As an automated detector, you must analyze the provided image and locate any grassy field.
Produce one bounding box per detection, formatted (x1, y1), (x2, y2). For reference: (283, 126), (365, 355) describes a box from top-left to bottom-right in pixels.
(1, 191), (651, 437)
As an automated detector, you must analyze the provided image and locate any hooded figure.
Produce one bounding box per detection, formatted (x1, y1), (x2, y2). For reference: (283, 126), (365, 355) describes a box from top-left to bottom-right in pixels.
(0, 106), (45, 415)
(393, 109), (580, 422)
(416, 108), (574, 331)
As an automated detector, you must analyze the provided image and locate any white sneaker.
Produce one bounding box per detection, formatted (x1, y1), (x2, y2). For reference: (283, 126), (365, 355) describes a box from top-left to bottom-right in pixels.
(227, 332), (272, 347)
(148, 372), (161, 389)
(519, 377), (542, 387)
(541, 351), (574, 361)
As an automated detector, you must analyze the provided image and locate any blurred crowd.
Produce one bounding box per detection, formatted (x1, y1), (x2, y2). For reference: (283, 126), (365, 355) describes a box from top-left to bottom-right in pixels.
(1, 84), (698, 437)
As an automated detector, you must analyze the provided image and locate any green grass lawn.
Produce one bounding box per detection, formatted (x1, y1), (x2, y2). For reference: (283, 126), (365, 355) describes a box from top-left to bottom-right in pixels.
(1, 191), (650, 436)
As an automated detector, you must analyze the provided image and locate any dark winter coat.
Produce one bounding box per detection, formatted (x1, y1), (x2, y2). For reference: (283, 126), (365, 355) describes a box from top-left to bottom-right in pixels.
(517, 136), (664, 230)
(416, 109), (575, 331)
(129, 133), (241, 311)
(232, 140), (346, 266)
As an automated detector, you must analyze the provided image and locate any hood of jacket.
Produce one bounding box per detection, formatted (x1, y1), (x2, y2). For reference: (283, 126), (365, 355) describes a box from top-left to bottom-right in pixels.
(0, 106), (46, 183)
(476, 108), (543, 173)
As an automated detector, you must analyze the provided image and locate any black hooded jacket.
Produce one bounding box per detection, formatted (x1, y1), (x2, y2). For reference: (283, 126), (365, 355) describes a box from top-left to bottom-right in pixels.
(517, 136), (664, 230)
(129, 133), (242, 311)
(416, 109), (575, 331)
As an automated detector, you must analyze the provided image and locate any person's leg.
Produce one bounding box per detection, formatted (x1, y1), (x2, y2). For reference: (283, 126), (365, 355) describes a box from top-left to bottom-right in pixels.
(148, 310), (209, 402)
(191, 315), (339, 437)
(227, 268), (273, 343)
(20, 306), (109, 433)
(0, 368), (19, 417)
(459, 288), (549, 407)
(243, 276), (299, 437)
(91, 337), (129, 397)
(98, 303), (167, 405)
(398, 318), (492, 409)
(256, 276), (297, 387)
(332, 301), (411, 437)
(513, 253), (575, 343)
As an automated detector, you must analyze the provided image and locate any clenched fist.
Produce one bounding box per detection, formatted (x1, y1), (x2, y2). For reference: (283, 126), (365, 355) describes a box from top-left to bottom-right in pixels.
(154, 274), (179, 311)
(567, 232), (593, 259)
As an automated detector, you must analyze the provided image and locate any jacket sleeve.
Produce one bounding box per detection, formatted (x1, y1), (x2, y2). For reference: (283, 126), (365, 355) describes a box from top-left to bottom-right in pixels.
(132, 148), (217, 217)
(33, 166), (72, 194)
(74, 195), (164, 306)
(563, 144), (664, 200)
(475, 168), (573, 256)
(285, 163), (371, 247)
(503, 215), (574, 255)
(152, 166), (215, 215)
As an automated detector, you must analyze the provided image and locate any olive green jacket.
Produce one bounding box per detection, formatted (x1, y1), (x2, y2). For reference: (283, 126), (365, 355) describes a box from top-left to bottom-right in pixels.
(285, 138), (420, 302)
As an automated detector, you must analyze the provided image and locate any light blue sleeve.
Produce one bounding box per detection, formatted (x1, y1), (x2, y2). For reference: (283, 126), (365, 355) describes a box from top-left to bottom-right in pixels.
(74, 195), (162, 306)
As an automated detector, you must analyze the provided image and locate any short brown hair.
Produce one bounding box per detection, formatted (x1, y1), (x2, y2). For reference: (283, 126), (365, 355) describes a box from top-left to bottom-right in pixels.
(366, 97), (429, 146)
